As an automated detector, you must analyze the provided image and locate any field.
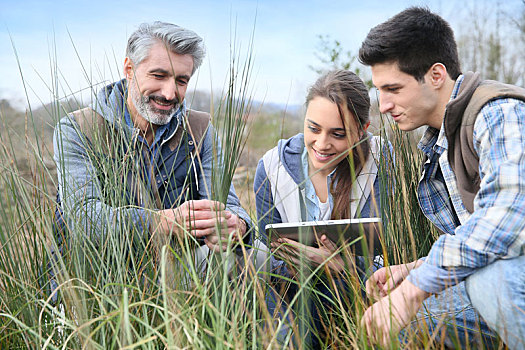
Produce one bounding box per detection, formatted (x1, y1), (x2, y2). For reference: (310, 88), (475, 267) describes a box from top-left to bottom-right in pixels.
(0, 74), (501, 350)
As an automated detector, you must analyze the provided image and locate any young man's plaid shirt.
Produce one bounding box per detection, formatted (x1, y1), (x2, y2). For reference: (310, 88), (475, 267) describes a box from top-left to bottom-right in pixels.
(408, 75), (525, 293)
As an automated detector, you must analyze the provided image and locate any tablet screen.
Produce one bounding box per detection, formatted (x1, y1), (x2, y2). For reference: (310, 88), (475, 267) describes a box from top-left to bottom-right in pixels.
(265, 218), (382, 255)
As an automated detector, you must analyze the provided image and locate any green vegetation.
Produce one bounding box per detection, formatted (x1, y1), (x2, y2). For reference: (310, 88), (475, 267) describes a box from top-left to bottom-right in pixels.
(3, 4), (521, 344)
(0, 90), (471, 348)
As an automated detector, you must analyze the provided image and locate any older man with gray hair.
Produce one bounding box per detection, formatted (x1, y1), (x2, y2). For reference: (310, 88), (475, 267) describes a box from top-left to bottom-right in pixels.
(53, 22), (252, 285)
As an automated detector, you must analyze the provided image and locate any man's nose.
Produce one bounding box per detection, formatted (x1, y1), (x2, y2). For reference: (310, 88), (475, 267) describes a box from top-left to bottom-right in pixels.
(162, 81), (178, 101)
(379, 94), (394, 114)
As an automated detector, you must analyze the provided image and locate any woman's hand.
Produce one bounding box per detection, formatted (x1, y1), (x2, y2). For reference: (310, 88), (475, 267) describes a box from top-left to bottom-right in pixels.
(271, 234), (346, 274)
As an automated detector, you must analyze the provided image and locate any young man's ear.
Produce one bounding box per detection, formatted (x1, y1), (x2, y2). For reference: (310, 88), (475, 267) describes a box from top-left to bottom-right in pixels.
(427, 63), (448, 88)
(123, 57), (134, 80)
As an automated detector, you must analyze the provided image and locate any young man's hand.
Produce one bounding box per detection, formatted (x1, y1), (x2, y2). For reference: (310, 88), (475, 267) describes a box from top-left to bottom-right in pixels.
(361, 279), (430, 347)
(365, 260), (423, 300)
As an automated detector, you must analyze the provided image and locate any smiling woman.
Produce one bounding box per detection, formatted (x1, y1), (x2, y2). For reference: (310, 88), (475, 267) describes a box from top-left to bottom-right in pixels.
(254, 69), (391, 347)
(304, 97), (354, 178)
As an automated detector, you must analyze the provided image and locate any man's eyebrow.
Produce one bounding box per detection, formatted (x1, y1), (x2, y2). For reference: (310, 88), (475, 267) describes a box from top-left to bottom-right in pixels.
(379, 83), (401, 90)
(149, 68), (170, 75)
(148, 68), (190, 81)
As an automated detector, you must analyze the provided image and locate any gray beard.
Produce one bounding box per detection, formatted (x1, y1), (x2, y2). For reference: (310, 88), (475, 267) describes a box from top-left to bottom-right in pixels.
(128, 82), (180, 126)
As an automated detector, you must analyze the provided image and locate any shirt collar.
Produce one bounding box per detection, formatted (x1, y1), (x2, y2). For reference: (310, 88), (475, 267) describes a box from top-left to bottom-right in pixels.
(450, 74), (464, 101)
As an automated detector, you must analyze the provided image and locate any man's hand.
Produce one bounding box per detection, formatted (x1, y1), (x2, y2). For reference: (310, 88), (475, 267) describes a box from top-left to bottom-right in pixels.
(204, 212), (246, 253)
(366, 260), (423, 300)
(157, 199), (226, 234)
(271, 235), (346, 274)
(361, 279), (431, 347)
(156, 200), (246, 252)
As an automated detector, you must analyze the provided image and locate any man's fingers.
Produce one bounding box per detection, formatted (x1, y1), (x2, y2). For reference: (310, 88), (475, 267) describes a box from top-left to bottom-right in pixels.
(204, 237), (232, 253)
(177, 209), (229, 222)
(285, 254), (300, 266)
(382, 277), (397, 296)
(183, 199), (225, 211)
(225, 215), (240, 230)
(276, 240), (301, 256)
(362, 302), (389, 346)
(191, 227), (216, 238)
(202, 232), (237, 244)
(365, 278), (375, 296)
(204, 239), (221, 253)
(361, 309), (375, 346)
(271, 244), (297, 262)
(381, 269), (407, 295)
(277, 238), (309, 250)
(180, 218), (228, 231)
(366, 282), (381, 301)
(183, 210), (221, 220)
(366, 272), (383, 297)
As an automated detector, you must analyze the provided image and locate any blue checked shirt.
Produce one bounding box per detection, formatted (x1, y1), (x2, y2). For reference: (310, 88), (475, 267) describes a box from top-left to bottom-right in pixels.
(408, 75), (525, 293)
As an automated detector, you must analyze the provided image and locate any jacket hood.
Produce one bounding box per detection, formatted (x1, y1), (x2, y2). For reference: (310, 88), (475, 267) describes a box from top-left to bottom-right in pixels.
(91, 79), (134, 136)
(277, 133), (305, 185)
(90, 79), (187, 140)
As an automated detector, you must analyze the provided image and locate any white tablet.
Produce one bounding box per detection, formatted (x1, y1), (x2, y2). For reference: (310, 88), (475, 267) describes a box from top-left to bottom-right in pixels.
(265, 218), (382, 255)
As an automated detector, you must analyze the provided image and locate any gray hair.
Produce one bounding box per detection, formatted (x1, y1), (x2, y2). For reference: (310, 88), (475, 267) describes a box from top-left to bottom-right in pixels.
(126, 21), (205, 75)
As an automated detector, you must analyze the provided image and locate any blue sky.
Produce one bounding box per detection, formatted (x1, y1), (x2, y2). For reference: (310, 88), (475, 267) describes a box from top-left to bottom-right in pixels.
(0, 0), (522, 108)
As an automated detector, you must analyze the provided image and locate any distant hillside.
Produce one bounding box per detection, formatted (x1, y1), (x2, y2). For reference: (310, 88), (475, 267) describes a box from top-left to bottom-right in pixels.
(0, 90), (303, 179)
(0, 98), (83, 189)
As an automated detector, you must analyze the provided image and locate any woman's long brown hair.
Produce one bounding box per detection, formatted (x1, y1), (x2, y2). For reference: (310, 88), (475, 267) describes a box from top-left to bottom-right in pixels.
(305, 70), (371, 219)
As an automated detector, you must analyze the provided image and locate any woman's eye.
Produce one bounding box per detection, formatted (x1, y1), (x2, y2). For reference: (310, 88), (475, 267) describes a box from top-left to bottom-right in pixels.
(333, 133), (346, 139)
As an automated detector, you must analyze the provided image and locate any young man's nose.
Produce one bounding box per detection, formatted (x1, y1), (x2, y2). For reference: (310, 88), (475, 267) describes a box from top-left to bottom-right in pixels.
(379, 94), (394, 114)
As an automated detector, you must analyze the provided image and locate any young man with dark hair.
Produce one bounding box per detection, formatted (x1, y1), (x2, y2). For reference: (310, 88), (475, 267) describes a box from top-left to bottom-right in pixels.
(358, 6), (525, 348)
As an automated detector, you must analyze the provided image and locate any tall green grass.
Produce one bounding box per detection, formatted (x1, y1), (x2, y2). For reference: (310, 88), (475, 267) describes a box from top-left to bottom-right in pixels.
(0, 37), (500, 350)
